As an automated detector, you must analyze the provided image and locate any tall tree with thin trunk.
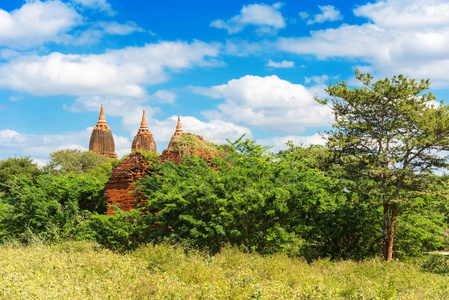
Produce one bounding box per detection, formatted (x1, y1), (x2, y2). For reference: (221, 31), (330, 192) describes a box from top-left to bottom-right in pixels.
(317, 70), (449, 261)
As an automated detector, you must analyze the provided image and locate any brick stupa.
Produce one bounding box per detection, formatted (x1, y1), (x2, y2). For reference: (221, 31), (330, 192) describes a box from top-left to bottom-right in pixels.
(89, 104), (117, 158)
(104, 152), (149, 214)
(131, 110), (157, 153)
(159, 115), (222, 164)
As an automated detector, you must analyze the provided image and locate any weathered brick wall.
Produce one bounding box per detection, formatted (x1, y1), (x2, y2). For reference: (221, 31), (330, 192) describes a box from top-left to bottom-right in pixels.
(104, 152), (149, 215)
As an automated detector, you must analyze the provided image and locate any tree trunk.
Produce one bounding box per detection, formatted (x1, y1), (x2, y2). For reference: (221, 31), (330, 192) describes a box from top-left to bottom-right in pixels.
(382, 203), (389, 260)
(382, 203), (397, 261)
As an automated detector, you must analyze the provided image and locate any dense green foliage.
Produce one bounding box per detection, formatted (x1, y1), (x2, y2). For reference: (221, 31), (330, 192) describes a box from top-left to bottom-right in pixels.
(138, 138), (333, 254)
(1, 135), (448, 259)
(0, 173), (106, 242)
(0, 156), (42, 193)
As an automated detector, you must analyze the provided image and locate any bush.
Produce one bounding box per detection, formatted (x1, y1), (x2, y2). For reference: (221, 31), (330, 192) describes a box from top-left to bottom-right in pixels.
(421, 254), (449, 274)
(136, 138), (346, 255)
(0, 156), (42, 193)
(0, 173), (106, 243)
(86, 209), (151, 252)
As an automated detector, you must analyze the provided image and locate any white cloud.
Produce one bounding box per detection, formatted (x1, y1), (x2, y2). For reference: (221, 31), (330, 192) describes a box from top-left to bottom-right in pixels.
(150, 90), (177, 105)
(0, 0), (82, 49)
(198, 75), (333, 134)
(354, 0), (449, 30)
(97, 21), (144, 35)
(0, 41), (221, 97)
(266, 59), (295, 68)
(71, 0), (115, 15)
(304, 75), (329, 85)
(298, 12), (309, 20)
(278, 0), (449, 87)
(210, 3), (285, 34)
(306, 5), (343, 25)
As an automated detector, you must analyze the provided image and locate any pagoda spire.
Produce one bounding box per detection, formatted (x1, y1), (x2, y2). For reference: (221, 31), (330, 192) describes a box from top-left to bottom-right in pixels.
(141, 110), (148, 128)
(131, 109), (157, 153)
(174, 114), (183, 136)
(94, 103), (109, 130)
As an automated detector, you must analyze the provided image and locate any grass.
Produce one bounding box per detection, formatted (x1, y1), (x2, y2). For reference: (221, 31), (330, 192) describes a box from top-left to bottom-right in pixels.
(0, 241), (448, 299)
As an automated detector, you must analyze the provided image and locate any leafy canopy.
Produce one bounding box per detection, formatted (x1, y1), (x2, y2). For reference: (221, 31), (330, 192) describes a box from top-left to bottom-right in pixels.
(318, 70), (449, 260)
(43, 149), (114, 175)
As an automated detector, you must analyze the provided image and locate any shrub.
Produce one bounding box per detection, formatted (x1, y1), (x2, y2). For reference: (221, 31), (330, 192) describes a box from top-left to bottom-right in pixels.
(136, 138), (345, 255)
(421, 254), (449, 274)
(0, 173), (106, 243)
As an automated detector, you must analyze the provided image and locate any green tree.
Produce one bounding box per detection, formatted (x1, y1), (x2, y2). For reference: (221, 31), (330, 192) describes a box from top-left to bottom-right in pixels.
(317, 70), (449, 261)
(136, 138), (343, 254)
(0, 157), (42, 193)
(43, 149), (114, 175)
(0, 173), (106, 243)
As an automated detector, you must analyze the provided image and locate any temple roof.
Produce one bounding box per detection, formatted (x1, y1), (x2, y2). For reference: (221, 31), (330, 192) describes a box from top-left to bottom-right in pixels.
(131, 110), (157, 153)
(89, 103), (116, 158)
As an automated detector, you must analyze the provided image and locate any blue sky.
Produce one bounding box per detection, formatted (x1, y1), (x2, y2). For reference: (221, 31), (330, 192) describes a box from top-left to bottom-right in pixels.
(1, 0), (449, 164)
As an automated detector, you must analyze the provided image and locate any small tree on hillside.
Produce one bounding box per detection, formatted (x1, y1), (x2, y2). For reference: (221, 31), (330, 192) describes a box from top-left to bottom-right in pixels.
(317, 70), (449, 261)
(43, 149), (113, 175)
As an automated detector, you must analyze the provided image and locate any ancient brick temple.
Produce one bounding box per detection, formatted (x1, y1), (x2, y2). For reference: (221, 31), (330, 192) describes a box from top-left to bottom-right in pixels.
(104, 114), (222, 214)
(159, 115), (223, 164)
(89, 104), (117, 158)
(104, 152), (149, 215)
(131, 110), (157, 153)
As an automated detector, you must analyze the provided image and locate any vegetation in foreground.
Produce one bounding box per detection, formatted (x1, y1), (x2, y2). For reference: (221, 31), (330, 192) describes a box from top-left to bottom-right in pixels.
(0, 241), (448, 299)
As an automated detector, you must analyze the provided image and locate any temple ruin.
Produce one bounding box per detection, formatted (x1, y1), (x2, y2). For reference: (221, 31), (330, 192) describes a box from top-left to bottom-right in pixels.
(104, 152), (149, 214)
(102, 114), (222, 214)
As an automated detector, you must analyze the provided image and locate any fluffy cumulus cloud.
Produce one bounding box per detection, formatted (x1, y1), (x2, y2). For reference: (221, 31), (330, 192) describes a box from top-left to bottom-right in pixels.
(304, 5), (343, 25)
(266, 59), (295, 68)
(199, 75), (332, 134)
(0, 128), (131, 162)
(0, 0), (82, 49)
(210, 3), (285, 34)
(279, 0), (449, 86)
(0, 41), (221, 97)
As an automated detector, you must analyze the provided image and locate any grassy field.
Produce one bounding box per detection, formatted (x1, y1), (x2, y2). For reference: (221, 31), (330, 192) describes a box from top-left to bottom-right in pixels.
(0, 241), (448, 299)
